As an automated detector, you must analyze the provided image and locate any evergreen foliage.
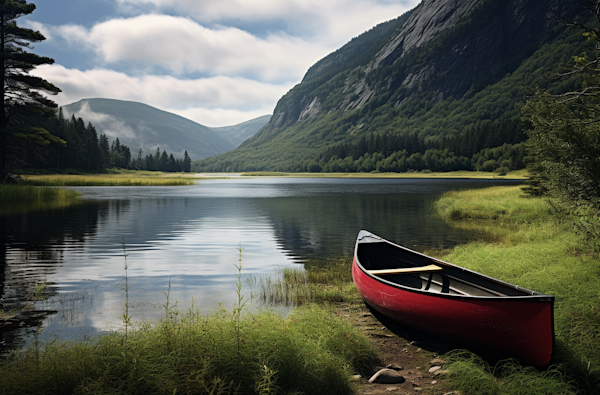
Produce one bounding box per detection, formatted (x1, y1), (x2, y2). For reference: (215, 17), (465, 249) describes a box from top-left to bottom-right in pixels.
(523, 1), (600, 251)
(19, 109), (192, 173)
(0, 0), (62, 181)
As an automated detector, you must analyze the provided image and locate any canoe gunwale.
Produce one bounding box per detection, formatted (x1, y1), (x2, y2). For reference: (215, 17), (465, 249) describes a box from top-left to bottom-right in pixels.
(354, 230), (555, 302)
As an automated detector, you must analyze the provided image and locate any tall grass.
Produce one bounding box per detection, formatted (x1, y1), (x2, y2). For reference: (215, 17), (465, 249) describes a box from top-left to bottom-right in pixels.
(23, 173), (196, 186)
(434, 185), (600, 394)
(0, 306), (376, 395)
(0, 184), (79, 201)
(0, 254), (377, 395)
(249, 258), (361, 307)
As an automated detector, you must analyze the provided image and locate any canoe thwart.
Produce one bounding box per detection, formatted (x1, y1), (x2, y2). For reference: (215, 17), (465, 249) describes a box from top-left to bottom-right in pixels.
(366, 264), (442, 275)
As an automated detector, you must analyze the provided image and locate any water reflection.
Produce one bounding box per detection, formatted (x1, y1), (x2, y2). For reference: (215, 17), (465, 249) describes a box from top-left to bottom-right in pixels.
(0, 178), (521, 353)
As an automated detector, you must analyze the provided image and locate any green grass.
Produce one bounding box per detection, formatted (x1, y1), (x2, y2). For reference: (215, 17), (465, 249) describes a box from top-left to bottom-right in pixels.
(0, 184), (80, 201)
(23, 172), (197, 186)
(434, 185), (600, 395)
(0, 257), (376, 395)
(0, 305), (376, 395)
(249, 258), (362, 307)
(241, 170), (528, 179)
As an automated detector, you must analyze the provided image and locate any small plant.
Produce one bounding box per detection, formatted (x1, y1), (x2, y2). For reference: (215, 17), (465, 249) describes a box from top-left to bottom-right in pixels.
(26, 282), (48, 301)
(121, 240), (132, 355)
(233, 244), (247, 362)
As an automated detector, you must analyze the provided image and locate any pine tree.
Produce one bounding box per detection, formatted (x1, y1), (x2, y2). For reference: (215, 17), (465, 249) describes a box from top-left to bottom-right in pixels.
(0, 0), (62, 181)
(183, 150), (191, 172)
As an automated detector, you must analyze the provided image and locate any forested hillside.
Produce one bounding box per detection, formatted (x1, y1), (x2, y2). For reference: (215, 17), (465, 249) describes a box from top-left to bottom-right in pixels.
(194, 0), (588, 173)
(17, 109), (192, 173)
(63, 99), (234, 160)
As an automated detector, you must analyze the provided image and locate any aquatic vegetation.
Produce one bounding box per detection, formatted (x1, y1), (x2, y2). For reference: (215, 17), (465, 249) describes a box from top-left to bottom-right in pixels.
(23, 172), (196, 186)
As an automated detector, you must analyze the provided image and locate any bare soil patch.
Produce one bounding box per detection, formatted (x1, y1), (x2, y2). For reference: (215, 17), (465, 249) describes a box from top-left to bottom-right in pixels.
(339, 303), (458, 395)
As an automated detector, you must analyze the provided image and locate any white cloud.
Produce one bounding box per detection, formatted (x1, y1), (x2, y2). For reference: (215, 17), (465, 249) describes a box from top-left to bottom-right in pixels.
(46, 14), (330, 82)
(26, 0), (421, 126)
(35, 64), (291, 126)
(115, 0), (419, 44)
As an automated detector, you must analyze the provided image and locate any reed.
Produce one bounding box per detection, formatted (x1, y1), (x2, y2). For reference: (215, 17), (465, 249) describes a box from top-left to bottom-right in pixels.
(435, 185), (600, 394)
(0, 306), (376, 395)
(250, 258), (361, 307)
(23, 173), (196, 186)
(0, 184), (79, 201)
(0, 254), (377, 395)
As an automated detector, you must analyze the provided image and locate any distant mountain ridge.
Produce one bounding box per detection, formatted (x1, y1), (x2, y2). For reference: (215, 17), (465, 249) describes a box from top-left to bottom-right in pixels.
(62, 99), (270, 160)
(195, 0), (588, 172)
(210, 115), (272, 147)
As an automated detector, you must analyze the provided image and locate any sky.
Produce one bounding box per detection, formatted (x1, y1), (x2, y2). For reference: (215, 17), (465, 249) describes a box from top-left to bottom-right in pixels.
(23, 0), (420, 127)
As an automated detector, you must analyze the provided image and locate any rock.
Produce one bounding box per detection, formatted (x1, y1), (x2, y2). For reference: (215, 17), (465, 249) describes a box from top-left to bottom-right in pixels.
(428, 366), (442, 373)
(368, 369), (406, 384)
(386, 387), (399, 392)
(430, 357), (447, 365)
(352, 374), (362, 380)
(386, 363), (403, 371)
(433, 369), (450, 376)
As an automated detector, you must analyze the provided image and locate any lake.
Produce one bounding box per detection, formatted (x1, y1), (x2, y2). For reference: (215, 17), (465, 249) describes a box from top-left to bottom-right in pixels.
(0, 177), (520, 353)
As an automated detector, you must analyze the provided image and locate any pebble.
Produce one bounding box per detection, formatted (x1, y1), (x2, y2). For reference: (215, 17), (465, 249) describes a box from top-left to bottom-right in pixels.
(428, 366), (442, 373)
(368, 368), (406, 384)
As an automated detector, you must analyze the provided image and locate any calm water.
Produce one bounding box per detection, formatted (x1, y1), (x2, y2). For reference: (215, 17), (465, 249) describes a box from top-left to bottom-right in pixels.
(0, 177), (520, 352)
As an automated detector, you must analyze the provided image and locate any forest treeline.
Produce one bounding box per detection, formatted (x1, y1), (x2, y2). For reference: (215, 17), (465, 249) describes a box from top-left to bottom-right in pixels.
(317, 118), (525, 173)
(18, 109), (192, 173)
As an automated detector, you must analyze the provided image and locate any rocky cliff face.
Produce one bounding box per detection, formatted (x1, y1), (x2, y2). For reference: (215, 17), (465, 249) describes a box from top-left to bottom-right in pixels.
(246, 0), (582, 145)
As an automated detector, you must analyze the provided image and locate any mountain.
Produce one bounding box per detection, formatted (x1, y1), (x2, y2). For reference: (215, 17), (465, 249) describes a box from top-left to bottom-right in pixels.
(62, 98), (235, 160)
(209, 115), (271, 147)
(195, 0), (589, 173)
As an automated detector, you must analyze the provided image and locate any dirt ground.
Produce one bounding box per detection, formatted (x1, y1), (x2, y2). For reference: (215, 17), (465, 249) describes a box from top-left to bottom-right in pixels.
(339, 304), (459, 395)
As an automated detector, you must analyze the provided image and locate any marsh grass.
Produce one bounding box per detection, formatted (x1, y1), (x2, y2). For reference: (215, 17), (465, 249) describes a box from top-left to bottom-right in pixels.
(435, 185), (600, 394)
(250, 258), (361, 307)
(241, 170), (528, 179)
(0, 306), (376, 395)
(23, 172), (196, 186)
(0, 255), (377, 395)
(0, 184), (80, 201)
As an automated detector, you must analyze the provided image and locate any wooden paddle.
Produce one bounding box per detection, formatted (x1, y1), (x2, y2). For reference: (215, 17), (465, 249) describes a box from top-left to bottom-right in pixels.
(366, 264), (442, 275)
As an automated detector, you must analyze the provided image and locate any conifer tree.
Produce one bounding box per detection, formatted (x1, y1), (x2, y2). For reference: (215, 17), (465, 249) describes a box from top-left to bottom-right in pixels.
(0, 0), (62, 181)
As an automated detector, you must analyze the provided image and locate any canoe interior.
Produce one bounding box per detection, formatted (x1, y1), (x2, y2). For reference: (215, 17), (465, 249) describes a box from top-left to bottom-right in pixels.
(357, 241), (541, 298)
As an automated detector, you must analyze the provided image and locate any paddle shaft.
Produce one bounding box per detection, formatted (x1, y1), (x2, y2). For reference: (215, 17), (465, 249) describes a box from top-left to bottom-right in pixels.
(367, 264), (442, 275)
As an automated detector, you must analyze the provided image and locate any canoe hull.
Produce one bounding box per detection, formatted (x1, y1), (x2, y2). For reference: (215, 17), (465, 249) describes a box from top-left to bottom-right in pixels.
(352, 231), (554, 367)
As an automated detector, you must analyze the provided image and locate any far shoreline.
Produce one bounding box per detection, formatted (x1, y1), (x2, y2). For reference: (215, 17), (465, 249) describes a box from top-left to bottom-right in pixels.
(197, 169), (528, 180)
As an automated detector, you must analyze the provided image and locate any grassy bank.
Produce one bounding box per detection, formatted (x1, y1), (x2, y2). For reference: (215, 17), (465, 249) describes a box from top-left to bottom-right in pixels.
(23, 170), (197, 186)
(0, 184), (79, 201)
(0, 260), (377, 395)
(434, 186), (600, 395)
(0, 305), (377, 395)
(0, 184), (83, 215)
(241, 170), (528, 179)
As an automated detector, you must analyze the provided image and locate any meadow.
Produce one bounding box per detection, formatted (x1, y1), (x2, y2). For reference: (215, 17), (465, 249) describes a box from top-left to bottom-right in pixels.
(434, 186), (600, 395)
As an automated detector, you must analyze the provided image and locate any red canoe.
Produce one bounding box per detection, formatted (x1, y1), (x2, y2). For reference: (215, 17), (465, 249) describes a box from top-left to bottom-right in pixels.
(352, 230), (554, 366)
